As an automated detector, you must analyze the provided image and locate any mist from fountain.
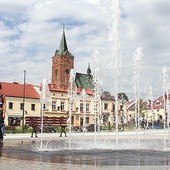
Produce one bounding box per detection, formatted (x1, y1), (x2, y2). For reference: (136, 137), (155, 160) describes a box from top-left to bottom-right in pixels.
(133, 47), (143, 130)
(147, 85), (154, 128)
(39, 78), (52, 149)
(161, 66), (170, 150)
(133, 47), (143, 149)
(68, 69), (76, 149)
(107, 0), (122, 150)
(92, 48), (102, 147)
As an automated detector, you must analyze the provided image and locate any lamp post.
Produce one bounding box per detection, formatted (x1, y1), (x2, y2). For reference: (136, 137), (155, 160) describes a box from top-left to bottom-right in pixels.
(22, 70), (26, 133)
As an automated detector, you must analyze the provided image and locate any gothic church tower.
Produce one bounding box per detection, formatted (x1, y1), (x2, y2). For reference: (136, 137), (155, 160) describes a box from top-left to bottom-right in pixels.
(52, 28), (74, 89)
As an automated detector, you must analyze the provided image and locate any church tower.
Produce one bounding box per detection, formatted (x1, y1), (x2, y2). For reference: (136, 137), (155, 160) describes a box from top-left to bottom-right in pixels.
(52, 28), (74, 89)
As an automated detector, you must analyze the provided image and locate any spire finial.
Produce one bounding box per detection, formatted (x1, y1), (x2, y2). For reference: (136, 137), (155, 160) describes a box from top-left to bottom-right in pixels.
(63, 24), (65, 31)
(87, 63), (91, 75)
(58, 26), (68, 54)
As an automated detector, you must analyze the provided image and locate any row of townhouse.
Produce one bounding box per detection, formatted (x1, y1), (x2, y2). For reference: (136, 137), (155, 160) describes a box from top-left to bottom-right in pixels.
(127, 94), (169, 123)
(0, 81), (168, 128)
(1, 29), (167, 128)
(0, 82), (116, 128)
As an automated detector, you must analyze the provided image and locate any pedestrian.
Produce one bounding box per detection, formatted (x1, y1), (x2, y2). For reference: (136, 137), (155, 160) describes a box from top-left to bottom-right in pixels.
(0, 122), (3, 142)
(108, 121), (112, 132)
(59, 117), (67, 137)
(31, 123), (38, 138)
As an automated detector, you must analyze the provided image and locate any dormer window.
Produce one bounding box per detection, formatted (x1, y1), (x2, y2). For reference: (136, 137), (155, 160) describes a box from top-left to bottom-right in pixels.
(155, 101), (161, 106)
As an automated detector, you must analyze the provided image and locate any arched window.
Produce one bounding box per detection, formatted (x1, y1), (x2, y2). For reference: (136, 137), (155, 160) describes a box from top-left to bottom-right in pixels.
(65, 69), (69, 74)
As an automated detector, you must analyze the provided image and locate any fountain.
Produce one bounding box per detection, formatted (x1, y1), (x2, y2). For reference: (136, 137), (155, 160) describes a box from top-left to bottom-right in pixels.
(1, 0), (170, 168)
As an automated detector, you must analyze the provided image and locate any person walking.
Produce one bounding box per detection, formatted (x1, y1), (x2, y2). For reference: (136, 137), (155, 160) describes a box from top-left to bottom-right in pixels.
(108, 121), (112, 132)
(31, 123), (38, 138)
(59, 116), (67, 137)
(0, 122), (3, 142)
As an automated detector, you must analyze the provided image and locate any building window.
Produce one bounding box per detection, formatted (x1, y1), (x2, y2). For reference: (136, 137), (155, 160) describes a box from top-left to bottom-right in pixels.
(61, 102), (65, 111)
(104, 103), (108, 110)
(86, 103), (90, 112)
(80, 103), (83, 112)
(94, 103), (98, 112)
(52, 101), (56, 110)
(20, 103), (23, 110)
(31, 104), (35, 111)
(71, 103), (73, 111)
(86, 117), (89, 124)
(9, 102), (13, 109)
(112, 104), (115, 112)
(155, 101), (161, 106)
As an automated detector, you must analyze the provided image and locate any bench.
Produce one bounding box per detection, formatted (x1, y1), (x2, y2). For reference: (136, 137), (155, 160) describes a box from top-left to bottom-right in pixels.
(25, 116), (67, 132)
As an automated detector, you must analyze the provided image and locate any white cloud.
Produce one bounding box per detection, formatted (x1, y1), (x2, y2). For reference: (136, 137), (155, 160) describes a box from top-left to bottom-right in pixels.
(0, 0), (170, 99)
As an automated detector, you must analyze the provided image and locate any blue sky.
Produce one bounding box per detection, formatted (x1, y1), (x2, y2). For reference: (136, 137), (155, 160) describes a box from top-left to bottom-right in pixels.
(0, 0), (169, 100)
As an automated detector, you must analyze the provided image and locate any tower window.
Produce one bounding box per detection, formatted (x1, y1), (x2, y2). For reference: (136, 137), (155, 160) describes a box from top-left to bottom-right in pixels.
(66, 69), (69, 74)
(55, 69), (57, 76)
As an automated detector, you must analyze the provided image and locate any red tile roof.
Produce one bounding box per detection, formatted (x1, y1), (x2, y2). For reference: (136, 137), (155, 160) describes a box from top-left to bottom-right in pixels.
(49, 84), (94, 95)
(0, 82), (40, 99)
(49, 84), (68, 93)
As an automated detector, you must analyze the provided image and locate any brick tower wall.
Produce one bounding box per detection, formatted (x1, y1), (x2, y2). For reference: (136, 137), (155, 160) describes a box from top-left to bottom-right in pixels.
(52, 53), (74, 89)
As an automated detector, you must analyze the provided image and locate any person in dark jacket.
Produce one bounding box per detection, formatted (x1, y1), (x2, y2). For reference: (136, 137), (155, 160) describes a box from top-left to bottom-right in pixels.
(59, 117), (67, 137)
(31, 123), (38, 138)
(0, 122), (3, 142)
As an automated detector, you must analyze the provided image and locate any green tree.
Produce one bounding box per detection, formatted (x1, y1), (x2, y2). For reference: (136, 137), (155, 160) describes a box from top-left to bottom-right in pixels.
(136, 99), (147, 118)
(118, 93), (129, 104)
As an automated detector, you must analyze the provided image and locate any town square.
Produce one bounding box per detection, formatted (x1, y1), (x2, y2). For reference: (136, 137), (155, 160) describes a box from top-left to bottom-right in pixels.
(0, 0), (170, 169)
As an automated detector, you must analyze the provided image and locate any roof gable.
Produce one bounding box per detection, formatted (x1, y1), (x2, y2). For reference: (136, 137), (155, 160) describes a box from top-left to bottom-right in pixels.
(0, 82), (40, 99)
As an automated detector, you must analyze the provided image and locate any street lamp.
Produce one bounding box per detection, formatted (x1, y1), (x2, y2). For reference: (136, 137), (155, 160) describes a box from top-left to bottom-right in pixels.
(22, 70), (26, 133)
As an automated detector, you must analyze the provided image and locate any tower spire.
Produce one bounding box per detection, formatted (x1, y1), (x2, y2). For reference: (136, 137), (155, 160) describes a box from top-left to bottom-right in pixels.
(58, 27), (68, 55)
(87, 63), (91, 75)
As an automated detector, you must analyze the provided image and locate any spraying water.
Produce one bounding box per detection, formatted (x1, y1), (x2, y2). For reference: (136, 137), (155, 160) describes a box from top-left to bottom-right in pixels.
(147, 85), (154, 128)
(133, 47), (143, 130)
(133, 47), (143, 149)
(92, 48), (102, 147)
(161, 66), (169, 150)
(108, 0), (122, 139)
(68, 69), (76, 149)
(40, 79), (51, 149)
(162, 67), (169, 129)
(81, 89), (87, 134)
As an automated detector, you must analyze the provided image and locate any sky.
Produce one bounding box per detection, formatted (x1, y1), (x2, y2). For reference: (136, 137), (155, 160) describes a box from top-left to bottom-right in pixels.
(0, 0), (169, 100)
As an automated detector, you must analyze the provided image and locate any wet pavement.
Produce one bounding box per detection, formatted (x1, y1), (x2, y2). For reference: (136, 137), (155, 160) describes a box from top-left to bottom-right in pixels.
(1, 131), (170, 169)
